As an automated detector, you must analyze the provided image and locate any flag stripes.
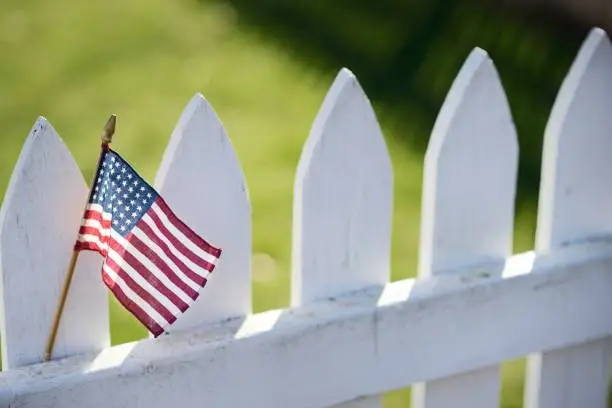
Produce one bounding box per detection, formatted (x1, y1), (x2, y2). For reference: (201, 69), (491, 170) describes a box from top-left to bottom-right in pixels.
(76, 197), (220, 336)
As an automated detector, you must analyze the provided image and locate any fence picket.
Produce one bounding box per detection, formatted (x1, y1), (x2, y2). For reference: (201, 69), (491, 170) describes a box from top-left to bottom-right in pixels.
(412, 48), (518, 408)
(154, 94), (251, 332)
(291, 68), (393, 407)
(0, 118), (109, 369)
(524, 27), (612, 408)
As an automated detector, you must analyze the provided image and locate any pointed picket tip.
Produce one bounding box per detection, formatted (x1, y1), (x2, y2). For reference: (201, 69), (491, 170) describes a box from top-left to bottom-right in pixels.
(292, 68), (393, 306)
(536, 27), (612, 249)
(155, 93), (251, 333)
(297, 67), (356, 173)
(0, 117), (109, 369)
(426, 47), (517, 163)
(419, 47), (518, 275)
(541, 27), (609, 155)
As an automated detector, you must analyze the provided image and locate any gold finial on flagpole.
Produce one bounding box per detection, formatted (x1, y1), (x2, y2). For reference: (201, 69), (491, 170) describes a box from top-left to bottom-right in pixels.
(44, 114), (117, 362)
(102, 114), (116, 145)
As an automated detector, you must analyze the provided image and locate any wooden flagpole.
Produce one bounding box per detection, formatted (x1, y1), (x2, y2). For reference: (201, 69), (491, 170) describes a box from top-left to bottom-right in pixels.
(43, 114), (117, 362)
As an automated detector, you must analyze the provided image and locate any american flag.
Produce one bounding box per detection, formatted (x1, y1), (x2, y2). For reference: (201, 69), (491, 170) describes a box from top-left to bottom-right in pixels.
(75, 148), (222, 337)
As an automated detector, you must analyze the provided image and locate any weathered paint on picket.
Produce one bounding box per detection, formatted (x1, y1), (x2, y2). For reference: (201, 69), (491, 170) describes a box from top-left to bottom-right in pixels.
(412, 47), (518, 408)
(524, 27), (612, 408)
(292, 68), (392, 407)
(155, 94), (251, 332)
(0, 118), (109, 369)
(292, 68), (392, 305)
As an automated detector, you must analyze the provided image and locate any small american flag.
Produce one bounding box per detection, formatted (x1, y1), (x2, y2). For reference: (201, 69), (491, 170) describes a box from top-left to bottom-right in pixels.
(75, 148), (222, 337)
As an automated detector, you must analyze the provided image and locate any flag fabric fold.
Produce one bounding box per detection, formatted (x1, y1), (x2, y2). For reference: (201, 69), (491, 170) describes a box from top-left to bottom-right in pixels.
(75, 148), (222, 337)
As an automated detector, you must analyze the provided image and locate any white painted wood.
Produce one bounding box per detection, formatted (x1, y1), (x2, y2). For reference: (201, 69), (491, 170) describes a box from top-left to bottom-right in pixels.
(0, 118), (109, 369)
(525, 339), (611, 408)
(155, 94), (251, 333)
(335, 397), (381, 408)
(292, 68), (392, 408)
(292, 68), (393, 305)
(525, 27), (612, 408)
(413, 48), (519, 408)
(412, 369), (499, 408)
(2, 242), (612, 408)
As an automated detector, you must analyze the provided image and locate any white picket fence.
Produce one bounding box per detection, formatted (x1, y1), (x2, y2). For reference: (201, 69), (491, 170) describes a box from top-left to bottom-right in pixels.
(0, 26), (611, 408)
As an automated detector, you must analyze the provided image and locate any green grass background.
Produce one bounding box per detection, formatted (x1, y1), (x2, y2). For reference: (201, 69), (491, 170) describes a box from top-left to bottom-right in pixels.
(0, 0), (603, 406)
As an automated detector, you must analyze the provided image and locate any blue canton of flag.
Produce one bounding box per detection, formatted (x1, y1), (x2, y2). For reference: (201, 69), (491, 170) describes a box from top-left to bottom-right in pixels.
(75, 149), (222, 336)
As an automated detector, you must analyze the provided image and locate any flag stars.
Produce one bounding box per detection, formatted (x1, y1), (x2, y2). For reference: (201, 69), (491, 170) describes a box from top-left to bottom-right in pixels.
(91, 153), (159, 236)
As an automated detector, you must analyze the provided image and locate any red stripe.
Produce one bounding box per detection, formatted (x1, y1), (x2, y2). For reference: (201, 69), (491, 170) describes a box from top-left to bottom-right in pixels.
(75, 240), (108, 256)
(78, 226), (109, 243)
(136, 219), (207, 287)
(83, 210), (112, 228)
(147, 208), (216, 272)
(104, 255), (177, 325)
(127, 231), (199, 300)
(108, 240), (190, 312)
(156, 198), (222, 258)
(102, 269), (164, 337)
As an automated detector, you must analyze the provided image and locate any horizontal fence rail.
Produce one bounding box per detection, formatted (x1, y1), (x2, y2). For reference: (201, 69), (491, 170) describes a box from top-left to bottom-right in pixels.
(2, 243), (612, 407)
(1, 26), (611, 408)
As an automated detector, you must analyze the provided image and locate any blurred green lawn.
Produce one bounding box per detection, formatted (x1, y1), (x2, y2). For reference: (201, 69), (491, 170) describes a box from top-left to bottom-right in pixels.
(0, 0), (580, 406)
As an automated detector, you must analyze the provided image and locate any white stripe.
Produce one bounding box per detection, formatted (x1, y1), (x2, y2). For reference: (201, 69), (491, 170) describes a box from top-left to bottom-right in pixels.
(111, 231), (193, 305)
(151, 203), (218, 264)
(102, 264), (169, 329)
(140, 214), (210, 279)
(132, 227), (202, 292)
(81, 219), (110, 236)
(77, 234), (108, 252)
(85, 203), (112, 220)
(107, 247), (182, 317)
